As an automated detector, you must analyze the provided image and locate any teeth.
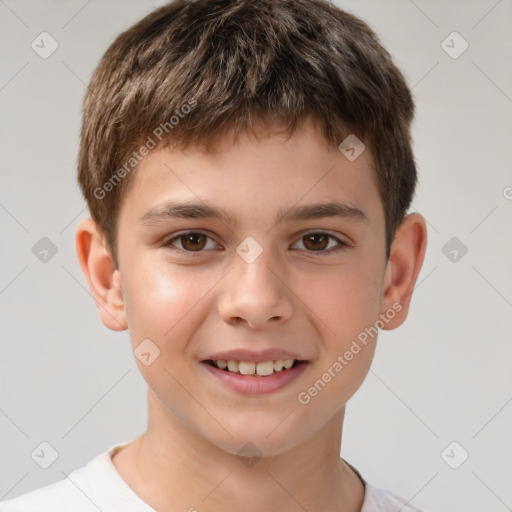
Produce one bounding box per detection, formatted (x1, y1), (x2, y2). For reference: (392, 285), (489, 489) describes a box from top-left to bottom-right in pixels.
(273, 359), (285, 371)
(212, 359), (297, 375)
(238, 361), (256, 375)
(256, 361), (274, 376)
(227, 360), (239, 373)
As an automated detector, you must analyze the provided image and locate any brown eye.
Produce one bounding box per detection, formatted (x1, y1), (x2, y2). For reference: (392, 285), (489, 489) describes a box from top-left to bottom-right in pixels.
(165, 231), (216, 253)
(180, 232), (207, 251)
(303, 233), (329, 251)
(293, 232), (347, 255)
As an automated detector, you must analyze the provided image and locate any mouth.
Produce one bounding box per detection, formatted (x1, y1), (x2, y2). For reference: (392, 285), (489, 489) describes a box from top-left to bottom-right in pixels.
(200, 357), (310, 395)
(202, 358), (306, 377)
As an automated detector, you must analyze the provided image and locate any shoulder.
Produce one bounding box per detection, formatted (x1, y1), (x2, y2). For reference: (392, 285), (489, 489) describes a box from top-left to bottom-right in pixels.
(344, 459), (424, 512)
(0, 475), (96, 512)
(361, 482), (424, 512)
(0, 464), (98, 512)
(0, 444), (134, 512)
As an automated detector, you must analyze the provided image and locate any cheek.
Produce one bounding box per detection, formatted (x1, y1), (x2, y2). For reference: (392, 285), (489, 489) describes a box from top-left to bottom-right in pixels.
(122, 259), (224, 367)
(301, 260), (383, 342)
(121, 262), (211, 400)
(294, 266), (380, 412)
(122, 259), (199, 342)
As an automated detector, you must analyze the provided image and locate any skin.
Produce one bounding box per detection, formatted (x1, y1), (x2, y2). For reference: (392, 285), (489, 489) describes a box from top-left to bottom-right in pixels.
(76, 117), (427, 512)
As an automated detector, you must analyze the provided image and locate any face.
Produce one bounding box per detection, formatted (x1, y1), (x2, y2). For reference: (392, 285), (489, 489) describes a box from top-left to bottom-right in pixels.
(114, 118), (390, 457)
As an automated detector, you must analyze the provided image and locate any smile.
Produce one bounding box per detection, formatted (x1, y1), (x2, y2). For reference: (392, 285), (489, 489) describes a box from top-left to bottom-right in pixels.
(201, 359), (310, 394)
(207, 358), (298, 376)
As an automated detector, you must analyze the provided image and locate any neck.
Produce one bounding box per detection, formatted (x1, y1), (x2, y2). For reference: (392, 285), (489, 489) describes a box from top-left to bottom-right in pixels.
(112, 390), (365, 512)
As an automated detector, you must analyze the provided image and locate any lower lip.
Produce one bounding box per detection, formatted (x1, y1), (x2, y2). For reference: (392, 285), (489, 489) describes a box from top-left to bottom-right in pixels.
(201, 361), (310, 395)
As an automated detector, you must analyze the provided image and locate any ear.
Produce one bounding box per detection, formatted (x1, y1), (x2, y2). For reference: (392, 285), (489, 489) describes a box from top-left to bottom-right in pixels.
(379, 212), (428, 330)
(75, 218), (127, 331)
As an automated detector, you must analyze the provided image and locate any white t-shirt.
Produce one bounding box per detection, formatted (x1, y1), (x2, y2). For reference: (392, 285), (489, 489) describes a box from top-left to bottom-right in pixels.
(0, 443), (423, 512)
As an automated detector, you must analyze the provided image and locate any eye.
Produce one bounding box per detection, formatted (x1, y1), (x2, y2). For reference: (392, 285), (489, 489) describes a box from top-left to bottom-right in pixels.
(163, 230), (348, 256)
(292, 232), (348, 254)
(164, 231), (219, 253)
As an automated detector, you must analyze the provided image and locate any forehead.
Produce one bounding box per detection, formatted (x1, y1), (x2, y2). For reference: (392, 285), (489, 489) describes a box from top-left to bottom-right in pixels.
(120, 118), (383, 229)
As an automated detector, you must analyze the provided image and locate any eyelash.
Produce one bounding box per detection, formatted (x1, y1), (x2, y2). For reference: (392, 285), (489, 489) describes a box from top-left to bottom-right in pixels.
(163, 230), (348, 256)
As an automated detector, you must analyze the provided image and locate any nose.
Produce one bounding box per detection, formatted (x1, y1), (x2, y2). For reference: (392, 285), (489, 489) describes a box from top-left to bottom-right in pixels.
(218, 248), (293, 329)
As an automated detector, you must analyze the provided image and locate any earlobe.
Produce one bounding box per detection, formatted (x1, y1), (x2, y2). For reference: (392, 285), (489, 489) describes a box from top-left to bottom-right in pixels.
(75, 218), (128, 331)
(380, 213), (428, 330)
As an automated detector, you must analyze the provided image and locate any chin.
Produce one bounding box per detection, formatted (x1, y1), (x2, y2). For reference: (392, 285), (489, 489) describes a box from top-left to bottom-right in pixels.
(204, 420), (305, 459)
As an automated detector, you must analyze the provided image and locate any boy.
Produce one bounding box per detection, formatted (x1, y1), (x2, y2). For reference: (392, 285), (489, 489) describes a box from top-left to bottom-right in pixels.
(0, 0), (427, 510)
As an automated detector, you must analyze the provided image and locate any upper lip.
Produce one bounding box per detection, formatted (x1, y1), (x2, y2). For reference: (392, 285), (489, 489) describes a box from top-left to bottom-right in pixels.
(202, 349), (308, 363)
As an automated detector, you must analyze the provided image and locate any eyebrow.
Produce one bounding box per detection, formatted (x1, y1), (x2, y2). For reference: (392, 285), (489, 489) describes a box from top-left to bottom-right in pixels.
(139, 199), (368, 227)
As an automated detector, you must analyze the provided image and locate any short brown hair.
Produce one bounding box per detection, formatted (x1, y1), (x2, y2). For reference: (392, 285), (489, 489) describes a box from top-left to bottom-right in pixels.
(78, 0), (416, 266)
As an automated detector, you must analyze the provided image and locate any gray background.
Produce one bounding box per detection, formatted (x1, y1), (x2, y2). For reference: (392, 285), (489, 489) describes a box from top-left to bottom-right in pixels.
(1, 1), (511, 511)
